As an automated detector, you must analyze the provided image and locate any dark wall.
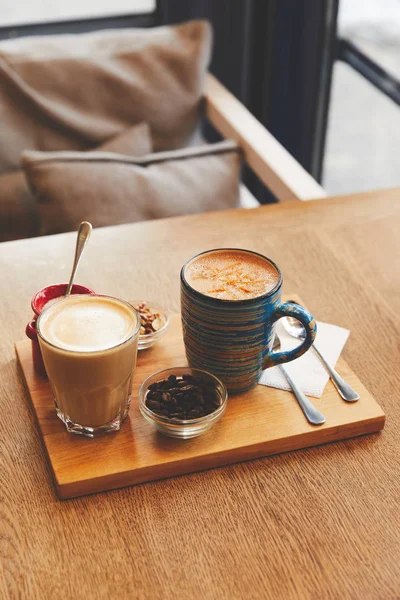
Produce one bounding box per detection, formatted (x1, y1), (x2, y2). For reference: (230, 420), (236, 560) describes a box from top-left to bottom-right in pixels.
(157, 0), (259, 105)
(157, 0), (338, 200)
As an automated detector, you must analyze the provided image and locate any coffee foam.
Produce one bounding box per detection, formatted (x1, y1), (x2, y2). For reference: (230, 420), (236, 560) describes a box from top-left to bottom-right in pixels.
(185, 250), (279, 300)
(39, 295), (137, 352)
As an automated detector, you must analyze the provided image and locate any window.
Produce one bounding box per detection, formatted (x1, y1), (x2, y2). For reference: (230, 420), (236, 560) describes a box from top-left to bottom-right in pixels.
(2, 0), (155, 27)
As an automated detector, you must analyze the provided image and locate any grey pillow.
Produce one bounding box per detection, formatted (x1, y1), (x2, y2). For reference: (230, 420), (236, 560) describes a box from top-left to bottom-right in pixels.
(0, 122), (152, 242)
(22, 141), (241, 235)
(0, 20), (212, 174)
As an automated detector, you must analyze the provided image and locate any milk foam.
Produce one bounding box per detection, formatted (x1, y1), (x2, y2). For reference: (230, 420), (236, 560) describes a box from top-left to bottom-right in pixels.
(39, 295), (137, 352)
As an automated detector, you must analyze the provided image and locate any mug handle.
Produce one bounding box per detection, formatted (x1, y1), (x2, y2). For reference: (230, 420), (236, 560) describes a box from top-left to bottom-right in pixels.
(262, 302), (317, 369)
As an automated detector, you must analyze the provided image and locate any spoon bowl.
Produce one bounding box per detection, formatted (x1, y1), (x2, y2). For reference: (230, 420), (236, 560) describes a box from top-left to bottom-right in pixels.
(282, 310), (307, 340)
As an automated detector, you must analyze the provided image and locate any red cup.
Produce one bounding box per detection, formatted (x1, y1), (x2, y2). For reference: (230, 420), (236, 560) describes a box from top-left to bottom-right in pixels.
(26, 320), (47, 376)
(27, 283), (95, 376)
(31, 283), (94, 319)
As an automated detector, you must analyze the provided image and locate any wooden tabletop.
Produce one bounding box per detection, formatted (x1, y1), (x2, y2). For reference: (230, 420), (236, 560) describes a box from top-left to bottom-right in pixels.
(1, 187), (400, 599)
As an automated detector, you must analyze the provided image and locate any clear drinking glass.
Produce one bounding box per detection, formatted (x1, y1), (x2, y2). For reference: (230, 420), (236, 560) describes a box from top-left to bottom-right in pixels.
(37, 294), (140, 438)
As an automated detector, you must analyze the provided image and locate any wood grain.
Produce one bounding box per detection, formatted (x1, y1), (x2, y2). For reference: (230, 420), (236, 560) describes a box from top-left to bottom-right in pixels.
(15, 308), (384, 499)
(205, 73), (327, 202)
(1, 188), (400, 599)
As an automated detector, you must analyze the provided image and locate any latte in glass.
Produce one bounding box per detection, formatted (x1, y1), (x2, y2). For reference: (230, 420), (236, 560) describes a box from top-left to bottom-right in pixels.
(37, 294), (139, 437)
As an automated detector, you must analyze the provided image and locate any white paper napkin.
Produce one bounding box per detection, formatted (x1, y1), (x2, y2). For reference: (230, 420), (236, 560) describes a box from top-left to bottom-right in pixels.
(259, 320), (350, 398)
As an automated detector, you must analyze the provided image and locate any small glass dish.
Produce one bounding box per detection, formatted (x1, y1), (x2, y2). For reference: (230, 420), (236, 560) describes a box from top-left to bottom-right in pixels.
(130, 300), (170, 350)
(139, 367), (228, 439)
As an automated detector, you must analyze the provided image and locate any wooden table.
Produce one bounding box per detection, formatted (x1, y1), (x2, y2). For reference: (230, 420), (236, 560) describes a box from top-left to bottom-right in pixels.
(1, 188), (399, 599)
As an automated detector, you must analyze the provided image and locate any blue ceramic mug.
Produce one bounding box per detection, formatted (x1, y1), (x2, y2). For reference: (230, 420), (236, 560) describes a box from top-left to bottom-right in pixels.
(181, 248), (317, 393)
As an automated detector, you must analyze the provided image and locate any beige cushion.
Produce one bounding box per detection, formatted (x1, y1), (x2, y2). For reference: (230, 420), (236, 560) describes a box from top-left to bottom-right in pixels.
(22, 141), (241, 235)
(0, 171), (40, 241)
(96, 122), (152, 156)
(0, 20), (212, 175)
(0, 122), (152, 242)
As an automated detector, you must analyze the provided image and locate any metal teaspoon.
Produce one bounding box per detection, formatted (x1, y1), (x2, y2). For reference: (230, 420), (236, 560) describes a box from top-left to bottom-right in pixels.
(273, 336), (326, 426)
(65, 221), (92, 297)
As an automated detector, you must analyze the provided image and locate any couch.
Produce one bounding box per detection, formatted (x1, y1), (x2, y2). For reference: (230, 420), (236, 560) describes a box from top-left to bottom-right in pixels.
(0, 20), (325, 243)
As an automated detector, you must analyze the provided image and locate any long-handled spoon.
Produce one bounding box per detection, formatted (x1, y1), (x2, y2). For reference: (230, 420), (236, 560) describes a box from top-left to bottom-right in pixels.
(65, 221), (92, 297)
(282, 299), (359, 402)
(273, 336), (326, 426)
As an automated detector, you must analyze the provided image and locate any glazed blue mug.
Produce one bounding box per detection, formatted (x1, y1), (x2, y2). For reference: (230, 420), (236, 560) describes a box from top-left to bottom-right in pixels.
(181, 248), (317, 393)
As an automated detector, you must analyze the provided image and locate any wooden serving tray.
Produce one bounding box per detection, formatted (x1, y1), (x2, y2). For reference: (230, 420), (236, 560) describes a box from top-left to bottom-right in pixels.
(15, 298), (385, 499)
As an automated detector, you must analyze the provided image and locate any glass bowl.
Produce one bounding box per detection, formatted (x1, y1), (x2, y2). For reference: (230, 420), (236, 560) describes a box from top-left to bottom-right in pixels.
(139, 367), (228, 439)
(130, 300), (170, 350)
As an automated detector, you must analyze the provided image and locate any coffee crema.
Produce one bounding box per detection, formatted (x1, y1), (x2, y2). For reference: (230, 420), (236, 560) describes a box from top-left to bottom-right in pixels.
(39, 295), (137, 352)
(185, 250), (279, 300)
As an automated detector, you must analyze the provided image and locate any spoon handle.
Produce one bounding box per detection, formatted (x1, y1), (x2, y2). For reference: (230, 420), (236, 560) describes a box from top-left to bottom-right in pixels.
(65, 221), (92, 296)
(279, 365), (326, 426)
(312, 343), (360, 402)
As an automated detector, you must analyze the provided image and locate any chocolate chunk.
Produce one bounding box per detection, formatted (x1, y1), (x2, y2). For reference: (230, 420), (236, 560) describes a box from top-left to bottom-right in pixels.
(147, 400), (161, 411)
(161, 392), (172, 404)
(188, 409), (200, 417)
(179, 384), (195, 392)
(145, 374), (221, 421)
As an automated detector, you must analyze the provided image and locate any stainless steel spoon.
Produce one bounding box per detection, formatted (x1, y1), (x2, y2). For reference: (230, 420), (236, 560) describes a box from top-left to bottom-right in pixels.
(273, 336), (326, 426)
(282, 300), (359, 402)
(65, 221), (92, 297)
